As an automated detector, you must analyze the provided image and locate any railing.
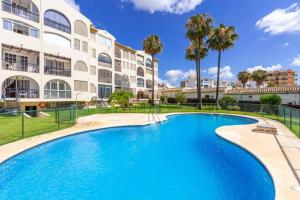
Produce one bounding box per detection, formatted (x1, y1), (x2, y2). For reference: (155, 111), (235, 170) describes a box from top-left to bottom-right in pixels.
(2, 1), (39, 22)
(2, 61), (39, 73)
(44, 90), (71, 99)
(115, 53), (121, 59)
(114, 64), (121, 72)
(4, 89), (39, 98)
(44, 68), (71, 77)
(44, 18), (71, 33)
(99, 77), (112, 84)
(98, 61), (112, 68)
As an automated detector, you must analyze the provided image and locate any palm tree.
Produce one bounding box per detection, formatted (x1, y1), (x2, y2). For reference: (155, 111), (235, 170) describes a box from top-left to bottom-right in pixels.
(237, 71), (251, 88)
(209, 24), (238, 106)
(252, 69), (267, 88)
(185, 42), (208, 107)
(143, 35), (163, 105)
(185, 14), (213, 108)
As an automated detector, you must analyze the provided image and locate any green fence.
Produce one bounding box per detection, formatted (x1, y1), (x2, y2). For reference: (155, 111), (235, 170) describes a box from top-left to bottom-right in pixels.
(0, 108), (76, 145)
(0, 103), (299, 146)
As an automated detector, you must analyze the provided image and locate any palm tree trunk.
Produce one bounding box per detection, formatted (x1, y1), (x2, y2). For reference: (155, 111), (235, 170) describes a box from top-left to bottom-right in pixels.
(151, 54), (155, 106)
(216, 50), (221, 107)
(195, 60), (202, 108)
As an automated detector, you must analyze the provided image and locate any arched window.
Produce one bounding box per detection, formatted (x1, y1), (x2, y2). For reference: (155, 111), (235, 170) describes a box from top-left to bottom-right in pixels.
(74, 20), (88, 37)
(98, 53), (112, 68)
(44, 10), (71, 33)
(44, 80), (71, 99)
(2, 0), (39, 22)
(137, 67), (144, 77)
(90, 83), (97, 93)
(74, 61), (88, 72)
(137, 78), (144, 87)
(146, 58), (152, 68)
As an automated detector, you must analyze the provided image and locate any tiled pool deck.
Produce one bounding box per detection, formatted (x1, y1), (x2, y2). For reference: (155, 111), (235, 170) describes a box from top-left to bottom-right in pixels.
(0, 113), (299, 199)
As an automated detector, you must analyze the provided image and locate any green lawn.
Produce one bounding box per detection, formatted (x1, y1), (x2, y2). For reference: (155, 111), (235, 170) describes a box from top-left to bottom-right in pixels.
(0, 105), (299, 146)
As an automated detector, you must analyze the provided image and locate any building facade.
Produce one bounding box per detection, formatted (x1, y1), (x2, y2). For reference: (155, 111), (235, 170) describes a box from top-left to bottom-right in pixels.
(266, 70), (297, 87)
(181, 75), (231, 89)
(0, 0), (159, 111)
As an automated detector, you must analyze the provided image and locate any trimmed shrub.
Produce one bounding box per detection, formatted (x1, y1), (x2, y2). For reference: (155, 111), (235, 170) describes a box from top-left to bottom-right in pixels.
(109, 90), (134, 109)
(219, 96), (237, 108)
(160, 95), (168, 104)
(175, 92), (187, 104)
(260, 94), (282, 105)
(201, 105), (216, 110)
(226, 105), (241, 111)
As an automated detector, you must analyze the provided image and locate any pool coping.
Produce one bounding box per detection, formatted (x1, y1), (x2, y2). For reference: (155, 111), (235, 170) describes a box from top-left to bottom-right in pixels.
(0, 112), (300, 199)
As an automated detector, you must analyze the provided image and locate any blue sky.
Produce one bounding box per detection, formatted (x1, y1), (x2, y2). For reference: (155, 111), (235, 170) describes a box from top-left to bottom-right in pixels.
(67, 0), (300, 87)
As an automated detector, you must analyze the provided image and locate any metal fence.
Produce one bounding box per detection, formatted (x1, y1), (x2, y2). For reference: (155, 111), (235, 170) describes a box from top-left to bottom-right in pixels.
(0, 103), (299, 146)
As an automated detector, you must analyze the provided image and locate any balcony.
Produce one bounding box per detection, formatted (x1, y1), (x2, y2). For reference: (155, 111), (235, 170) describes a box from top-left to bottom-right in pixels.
(44, 18), (71, 34)
(115, 52), (121, 59)
(44, 54), (71, 77)
(2, 61), (39, 73)
(44, 91), (71, 99)
(2, 1), (39, 23)
(4, 88), (39, 98)
(137, 60), (144, 66)
(44, 68), (71, 77)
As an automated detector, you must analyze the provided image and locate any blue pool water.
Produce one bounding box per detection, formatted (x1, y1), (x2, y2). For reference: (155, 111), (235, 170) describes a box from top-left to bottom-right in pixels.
(0, 114), (275, 200)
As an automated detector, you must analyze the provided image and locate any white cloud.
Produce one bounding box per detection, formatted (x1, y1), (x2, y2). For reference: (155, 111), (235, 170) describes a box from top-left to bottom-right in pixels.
(290, 54), (300, 66)
(284, 42), (289, 47)
(256, 3), (300, 35)
(63, 0), (80, 11)
(246, 64), (282, 73)
(165, 69), (196, 83)
(121, 0), (204, 14)
(208, 66), (234, 79)
(158, 78), (175, 88)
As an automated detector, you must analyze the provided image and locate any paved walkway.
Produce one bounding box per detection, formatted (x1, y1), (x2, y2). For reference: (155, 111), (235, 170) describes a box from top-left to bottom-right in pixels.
(0, 113), (299, 199)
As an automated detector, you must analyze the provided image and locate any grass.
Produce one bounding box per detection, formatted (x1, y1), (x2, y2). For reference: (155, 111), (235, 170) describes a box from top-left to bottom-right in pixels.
(0, 105), (299, 146)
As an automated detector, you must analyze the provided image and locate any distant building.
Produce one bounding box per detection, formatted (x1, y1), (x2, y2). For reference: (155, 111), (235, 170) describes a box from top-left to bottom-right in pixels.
(181, 75), (231, 89)
(267, 70), (297, 87)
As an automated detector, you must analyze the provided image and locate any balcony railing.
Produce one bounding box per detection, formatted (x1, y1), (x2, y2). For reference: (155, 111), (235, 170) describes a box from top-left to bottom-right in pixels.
(2, 61), (39, 73)
(44, 18), (71, 33)
(115, 52), (121, 59)
(44, 68), (71, 77)
(44, 90), (71, 99)
(98, 61), (112, 69)
(2, 1), (39, 22)
(4, 89), (39, 98)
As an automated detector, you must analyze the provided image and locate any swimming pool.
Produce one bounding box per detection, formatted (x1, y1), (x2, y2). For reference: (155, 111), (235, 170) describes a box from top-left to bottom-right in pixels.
(0, 114), (275, 200)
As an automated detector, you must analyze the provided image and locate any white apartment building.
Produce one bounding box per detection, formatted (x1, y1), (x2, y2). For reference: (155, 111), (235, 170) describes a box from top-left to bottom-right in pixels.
(0, 0), (159, 111)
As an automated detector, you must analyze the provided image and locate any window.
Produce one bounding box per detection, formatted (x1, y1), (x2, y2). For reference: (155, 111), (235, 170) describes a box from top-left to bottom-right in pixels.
(3, 19), (39, 38)
(44, 32), (71, 48)
(146, 58), (152, 68)
(99, 35), (112, 47)
(137, 67), (144, 77)
(98, 85), (112, 99)
(137, 55), (144, 65)
(98, 69), (112, 84)
(130, 76), (136, 83)
(92, 49), (96, 58)
(123, 51), (129, 59)
(137, 78), (144, 87)
(115, 73), (122, 86)
(90, 33), (96, 41)
(130, 53), (136, 61)
(44, 10), (71, 33)
(130, 63), (136, 71)
(82, 41), (88, 53)
(90, 66), (96, 75)
(98, 53), (112, 68)
(74, 39), (80, 50)
(114, 60), (121, 72)
(44, 54), (71, 77)
(90, 83), (97, 93)
(74, 20), (88, 37)
(44, 80), (71, 99)
(4, 53), (16, 64)
(74, 80), (88, 92)
(74, 61), (88, 72)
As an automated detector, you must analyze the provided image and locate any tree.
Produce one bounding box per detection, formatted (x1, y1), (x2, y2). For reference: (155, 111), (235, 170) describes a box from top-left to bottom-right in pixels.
(237, 71), (251, 88)
(143, 35), (163, 105)
(219, 96), (238, 109)
(252, 69), (267, 88)
(175, 92), (187, 104)
(260, 94), (282, 105)
(160, 95), (168, 104)
(108, 90), (134, 109)
(185, 14), (213, 108)
(209, 24), (238, 107)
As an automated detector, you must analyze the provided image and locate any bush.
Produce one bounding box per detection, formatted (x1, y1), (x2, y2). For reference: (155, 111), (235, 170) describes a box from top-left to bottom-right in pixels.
(260, 94), (282, 105)
(219, 96), (238, 108)
(175, 92), (187, 104)
(160, 95), (168, 104)
(109, 90), (134, 109)
(226, 105), (241, 111)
